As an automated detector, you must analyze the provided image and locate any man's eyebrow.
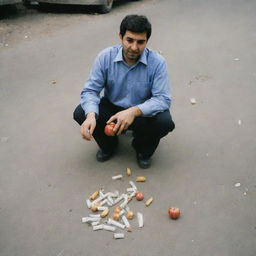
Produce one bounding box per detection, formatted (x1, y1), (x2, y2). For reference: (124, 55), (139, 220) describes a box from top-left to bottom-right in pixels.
(126, 37), (146, 42)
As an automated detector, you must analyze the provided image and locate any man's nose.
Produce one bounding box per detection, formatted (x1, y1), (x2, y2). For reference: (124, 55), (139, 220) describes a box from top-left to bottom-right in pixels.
(131, 42), (139, 51)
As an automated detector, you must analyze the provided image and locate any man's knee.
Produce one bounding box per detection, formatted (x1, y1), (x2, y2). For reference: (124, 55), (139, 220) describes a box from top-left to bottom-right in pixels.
(73, 104), (85, 125)
(153, 110), (175, 137)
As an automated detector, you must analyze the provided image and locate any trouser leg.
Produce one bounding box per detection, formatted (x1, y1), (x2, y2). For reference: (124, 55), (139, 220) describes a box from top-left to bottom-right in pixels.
(73, 98), (120, 154)
(130, 110), (175, 158)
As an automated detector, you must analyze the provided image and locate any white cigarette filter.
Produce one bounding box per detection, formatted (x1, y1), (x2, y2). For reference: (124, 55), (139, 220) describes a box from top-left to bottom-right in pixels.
(82, 217), (100, 223)
(114, 233), (125, 239)
(119, 209), (125, 216)
(137, 212), (143, 228)
(112, 174), (123, 180)
(103, 225), (116, 232)
(127, 187), (136, 193)
(107, 218), (125, 229)
(121, 215), (130, 228)
(91, 221), (100, 226)
(86, 199), (92, 209)
(93, 224), (104, 231)
(120, 194), (129, 208)
(98, 206), (108, 211)
(89, 214), (101, 218)
(129, 181), (137, 190)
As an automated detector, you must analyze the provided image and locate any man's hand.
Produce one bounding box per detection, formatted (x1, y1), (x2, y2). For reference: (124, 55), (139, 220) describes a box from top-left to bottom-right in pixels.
(107, 107), (142, 135)
(80, 112), (96, 141)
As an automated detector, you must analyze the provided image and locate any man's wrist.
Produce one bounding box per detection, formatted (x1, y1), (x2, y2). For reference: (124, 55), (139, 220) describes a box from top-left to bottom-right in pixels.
(86, 112), (96, 119)
(130, 106), (142, 117)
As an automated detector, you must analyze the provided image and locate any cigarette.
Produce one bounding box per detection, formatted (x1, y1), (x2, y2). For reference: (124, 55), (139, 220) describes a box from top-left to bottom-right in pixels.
(114, 233), (125, 239)
(119, 209), (125, 216)
(126, 167), (132, 176)
(82, 217), (100, 223)
(145, 197), (153, 206)
(107, 196), (114, 205)
(114, 194), (124, 204)
(136, 176), (146, 182)
(103, 225), (116, 232)
(137, 212), (143, 228)
(98, 206), (108, 211)
(86, 199), (92, 209)
(112, 174), (123, 180)
(107, 218), (126, 229)
(120, 194), (128, 208)
(100, 208), (109, 218)
(109, 191), (119, 197)
(91, 221), (100, 226)
(89, 214), (101, 218)
(99, 199), (108, 206)
(121, 215), (130, 228)
(129, 181), (137, 190)
(90, 191), (99, 200)
(127, 187), (136, 193)
(125, 206), (130, 212)
(93, 224), (104, 231)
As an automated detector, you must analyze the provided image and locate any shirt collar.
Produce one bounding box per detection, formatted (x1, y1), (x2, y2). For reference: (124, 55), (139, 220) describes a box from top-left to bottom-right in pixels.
(114, 46), (148, 66)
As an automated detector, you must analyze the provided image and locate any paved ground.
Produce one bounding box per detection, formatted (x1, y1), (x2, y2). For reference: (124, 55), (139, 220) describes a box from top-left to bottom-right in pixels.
(0, 0), (256, 255)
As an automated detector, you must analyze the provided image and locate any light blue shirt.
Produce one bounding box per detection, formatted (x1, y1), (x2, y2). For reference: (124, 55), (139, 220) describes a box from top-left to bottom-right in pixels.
(80, 45), (171, 117)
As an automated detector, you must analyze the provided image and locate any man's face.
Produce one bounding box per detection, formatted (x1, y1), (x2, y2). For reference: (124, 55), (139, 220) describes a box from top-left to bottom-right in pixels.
(119, 30), (148, 64)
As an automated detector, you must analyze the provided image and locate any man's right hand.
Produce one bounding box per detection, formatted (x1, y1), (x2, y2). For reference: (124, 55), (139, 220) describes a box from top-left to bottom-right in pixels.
(80, 112), (96, 141)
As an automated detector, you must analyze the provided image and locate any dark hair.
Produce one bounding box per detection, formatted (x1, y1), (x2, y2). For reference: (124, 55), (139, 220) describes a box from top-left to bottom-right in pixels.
(120, 15), (152, 40)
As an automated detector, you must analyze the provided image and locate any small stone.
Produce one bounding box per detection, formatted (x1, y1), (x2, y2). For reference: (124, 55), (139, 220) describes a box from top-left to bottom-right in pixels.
(190, 98), (196, 104)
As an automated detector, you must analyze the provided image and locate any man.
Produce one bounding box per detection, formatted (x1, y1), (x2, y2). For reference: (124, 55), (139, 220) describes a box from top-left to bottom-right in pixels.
(73, 14), (175, 169)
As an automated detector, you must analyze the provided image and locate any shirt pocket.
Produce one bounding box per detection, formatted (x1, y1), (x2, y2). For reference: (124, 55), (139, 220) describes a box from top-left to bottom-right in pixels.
(132, 81), (152, 103)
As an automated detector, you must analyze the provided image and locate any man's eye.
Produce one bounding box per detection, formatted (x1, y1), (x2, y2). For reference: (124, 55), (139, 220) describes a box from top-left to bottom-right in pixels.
(127, 39), (133, 43)
(138, 40), (145, 45)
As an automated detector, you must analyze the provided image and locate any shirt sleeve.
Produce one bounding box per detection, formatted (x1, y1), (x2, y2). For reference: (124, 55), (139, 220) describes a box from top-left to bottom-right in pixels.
(80, 53), (105, 116)
(137, 59), (172, 116)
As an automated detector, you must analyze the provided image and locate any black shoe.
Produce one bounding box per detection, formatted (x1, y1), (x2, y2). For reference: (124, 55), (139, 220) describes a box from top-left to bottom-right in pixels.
(136, 152), (151, 169)
(96, 149), (114, 162)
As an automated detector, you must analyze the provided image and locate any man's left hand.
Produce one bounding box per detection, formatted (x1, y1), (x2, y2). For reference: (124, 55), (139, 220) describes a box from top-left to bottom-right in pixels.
(107, 106), (142, 135)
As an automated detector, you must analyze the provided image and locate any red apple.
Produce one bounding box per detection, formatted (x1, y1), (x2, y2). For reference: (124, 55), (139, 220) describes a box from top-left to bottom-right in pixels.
(135, 192), (144, 201)
(104, 122), (116, 136)
(168, 207), (181, 219)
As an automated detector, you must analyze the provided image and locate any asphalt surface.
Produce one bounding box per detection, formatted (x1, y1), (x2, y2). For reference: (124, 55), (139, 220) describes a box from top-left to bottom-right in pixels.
(0, 0), (256, 255)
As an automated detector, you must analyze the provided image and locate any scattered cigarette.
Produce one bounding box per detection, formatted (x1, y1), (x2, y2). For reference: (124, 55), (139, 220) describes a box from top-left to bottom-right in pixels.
(82, 217), (100, 223)
(108, 218), (126, 229)
(129, 181), (137, 190)
(90, 191), (99, 200)
(89, 214), (101, 218)
(127, 187), (136, 192)
(100, 208), (109, 218)
(91, 221), (100, 226)
(103, 225), (116, 232)
(114, 233), (125, 239)
(145, 197), (153, 206)
(93, 224), (104, 231)
(136, 176), (146, 182)
(112, 174), (123, 180)
(137, 212), (143, 228)
(126, 168), (132, 176)
(86, 199), (92, 209)
(121, 215), (130, 228)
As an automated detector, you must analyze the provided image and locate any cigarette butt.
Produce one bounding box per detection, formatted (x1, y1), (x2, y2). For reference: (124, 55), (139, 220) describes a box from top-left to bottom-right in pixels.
(137, 212), (143, 228)
(112, 174), (123, 180)
(127, 227), (133, 232)
(126, 168), (132, 176)
(114, 233), (125, 239)
(136, 176), (146, 182)
(100, 208), (109, 218)
(126, 211), (134, 220)
(90, 191), (99, 200)
(93, 224), (103, 231)
(103, 224), (116, 232)
(90, 205), (98, 212)
(145, 197), (153, 206)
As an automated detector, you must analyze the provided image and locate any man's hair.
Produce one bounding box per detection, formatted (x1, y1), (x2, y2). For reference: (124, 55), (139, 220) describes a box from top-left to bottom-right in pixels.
(120, 15), (152, 40)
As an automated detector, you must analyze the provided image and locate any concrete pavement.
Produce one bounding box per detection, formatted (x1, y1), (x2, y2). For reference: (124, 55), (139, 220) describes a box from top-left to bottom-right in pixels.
(0, 0), (256, 255)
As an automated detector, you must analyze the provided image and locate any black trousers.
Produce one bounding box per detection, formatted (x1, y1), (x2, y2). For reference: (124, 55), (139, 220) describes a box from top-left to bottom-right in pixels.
(73, 98), (175, 158)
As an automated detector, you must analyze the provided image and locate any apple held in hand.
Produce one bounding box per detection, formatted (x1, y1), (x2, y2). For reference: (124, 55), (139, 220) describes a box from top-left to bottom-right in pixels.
(168, 207), (181, 220)
(104, 122), (116, 136)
